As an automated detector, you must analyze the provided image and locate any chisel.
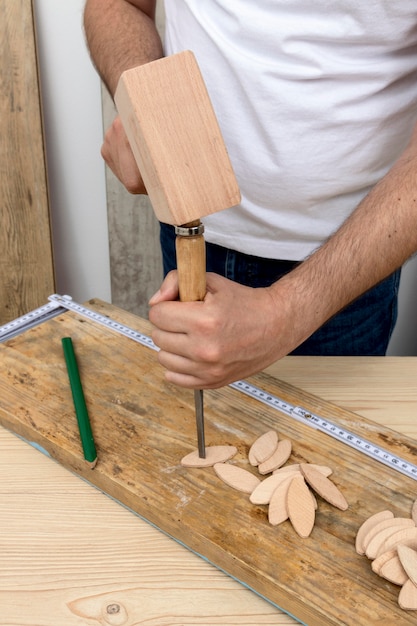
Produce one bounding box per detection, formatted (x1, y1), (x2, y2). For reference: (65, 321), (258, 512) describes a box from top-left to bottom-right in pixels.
(175, 220), (206, 457)
(115, 50), (240, 457)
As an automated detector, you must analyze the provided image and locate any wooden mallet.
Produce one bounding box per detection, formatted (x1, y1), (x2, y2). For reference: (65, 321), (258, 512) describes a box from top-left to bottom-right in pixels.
(115, 50), (241, 457)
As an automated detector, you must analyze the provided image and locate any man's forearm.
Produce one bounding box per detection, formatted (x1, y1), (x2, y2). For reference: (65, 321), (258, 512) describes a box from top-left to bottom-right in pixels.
(84, 0), (163, 96)
(271, 123), (417, 348)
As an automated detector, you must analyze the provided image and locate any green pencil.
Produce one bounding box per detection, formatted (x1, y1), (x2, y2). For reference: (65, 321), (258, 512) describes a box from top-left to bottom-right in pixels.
(61, 337), (97, 468)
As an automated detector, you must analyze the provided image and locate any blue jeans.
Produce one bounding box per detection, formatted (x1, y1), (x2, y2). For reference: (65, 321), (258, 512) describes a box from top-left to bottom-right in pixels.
(160, 223), (400, 356)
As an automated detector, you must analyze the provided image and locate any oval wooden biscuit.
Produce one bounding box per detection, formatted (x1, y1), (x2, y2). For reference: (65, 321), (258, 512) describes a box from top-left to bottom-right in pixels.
(286, 475), (315, 538)
(213, 463), (261, 494)
(364, 519), (415, 560)
(248, 430), (278, 466)
(366, 526), (408, 561)
(379, 554), (408, 586)
(371, 548), (397, 576)
(300, 463), (348, 511)
(363, 517), (412, 549)
(181, 445), (237, 467)
(258, 439), (292, 475)
(379, 527), (417, 556)
(397, 544), (417, 587)
(399, 579), (417, 611)
(355, 510), (394, 555)
(267, 475), (294, 526)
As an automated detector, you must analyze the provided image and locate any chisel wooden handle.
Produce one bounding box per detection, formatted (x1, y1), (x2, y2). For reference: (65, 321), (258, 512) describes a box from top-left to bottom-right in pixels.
(175, 219), (206, 458)
(175, 220), (206, 302)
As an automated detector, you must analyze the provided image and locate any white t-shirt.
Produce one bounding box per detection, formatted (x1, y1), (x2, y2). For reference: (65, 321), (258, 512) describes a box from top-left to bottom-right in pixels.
(164, 1), (417, 261)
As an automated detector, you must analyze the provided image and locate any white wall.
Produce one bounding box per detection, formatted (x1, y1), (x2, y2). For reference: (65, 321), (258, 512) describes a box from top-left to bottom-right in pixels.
(33, 1), (416, 354)
(33, 0), (111, 303)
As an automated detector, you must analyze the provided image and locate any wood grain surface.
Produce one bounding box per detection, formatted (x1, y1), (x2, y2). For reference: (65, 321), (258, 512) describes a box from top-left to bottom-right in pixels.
(0, 429), (291, 626)
(1, 300), (417, 625)
(0, 0), (54, 324)
(265, 357), (417, 437)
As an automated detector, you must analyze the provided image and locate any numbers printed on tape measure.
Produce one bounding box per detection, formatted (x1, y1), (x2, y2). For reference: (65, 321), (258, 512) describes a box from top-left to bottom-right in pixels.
(1, 294), (416, 481)
(47, 295), (159, 351)
(0, 294), (158, 351)
(231, 380), (417, 482)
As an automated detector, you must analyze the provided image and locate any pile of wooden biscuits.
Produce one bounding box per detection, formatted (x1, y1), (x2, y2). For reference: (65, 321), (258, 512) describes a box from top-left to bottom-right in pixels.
(356, 503), (417, 610)
(181, 429), (417, 611)
(181, 429), (348, 538)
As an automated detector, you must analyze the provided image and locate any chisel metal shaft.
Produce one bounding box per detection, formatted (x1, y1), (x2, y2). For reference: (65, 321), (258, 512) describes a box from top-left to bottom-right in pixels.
(194, 389), (206, 458)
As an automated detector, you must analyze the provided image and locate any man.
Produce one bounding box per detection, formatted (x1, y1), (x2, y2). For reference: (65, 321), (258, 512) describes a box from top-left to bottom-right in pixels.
(84, 0), (417, 389)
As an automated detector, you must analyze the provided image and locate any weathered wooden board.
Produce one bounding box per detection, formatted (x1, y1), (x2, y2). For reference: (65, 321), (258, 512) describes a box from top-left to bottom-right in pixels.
(1, 300), (416, 625)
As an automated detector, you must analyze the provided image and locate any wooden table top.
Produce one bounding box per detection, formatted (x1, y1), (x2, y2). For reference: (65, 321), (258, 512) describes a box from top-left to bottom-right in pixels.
(1, 311), (416, 625)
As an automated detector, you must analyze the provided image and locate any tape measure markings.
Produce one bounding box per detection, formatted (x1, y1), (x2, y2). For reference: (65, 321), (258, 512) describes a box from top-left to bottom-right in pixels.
(231, 380), (417, 481)
(0, 300), (64, 342)
(1, 294), (416, 481)
(48, 294), (158, 351)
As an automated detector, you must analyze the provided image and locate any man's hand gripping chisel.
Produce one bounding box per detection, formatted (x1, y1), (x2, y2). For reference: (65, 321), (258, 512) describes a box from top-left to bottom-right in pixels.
(115, 50), (240, 458)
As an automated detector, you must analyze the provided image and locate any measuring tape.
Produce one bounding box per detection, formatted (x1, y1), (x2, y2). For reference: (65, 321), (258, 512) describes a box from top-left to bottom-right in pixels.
(230, 381), (417, 481)
(0, 299), (64, 342)
(1, 294), (417, 481)
(49, 294), (158, 351)
(0, 294), (158, 351)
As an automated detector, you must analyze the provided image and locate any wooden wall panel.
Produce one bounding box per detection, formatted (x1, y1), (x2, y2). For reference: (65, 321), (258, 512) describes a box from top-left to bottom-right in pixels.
(0, 0), (54, 323)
